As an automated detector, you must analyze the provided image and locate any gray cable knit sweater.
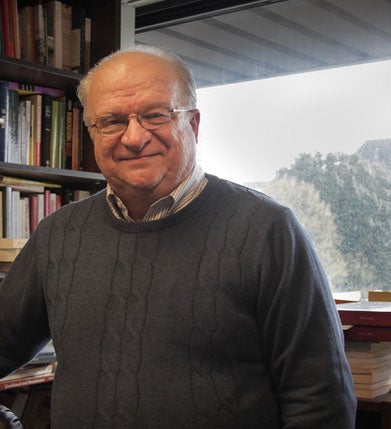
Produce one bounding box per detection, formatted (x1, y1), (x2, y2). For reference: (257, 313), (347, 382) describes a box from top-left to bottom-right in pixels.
(0, 174), (356, 428)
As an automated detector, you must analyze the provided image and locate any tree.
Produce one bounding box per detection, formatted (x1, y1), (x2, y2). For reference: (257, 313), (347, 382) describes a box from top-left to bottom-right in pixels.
(277, 152), (391, 293)
(258, 175), (348, 291)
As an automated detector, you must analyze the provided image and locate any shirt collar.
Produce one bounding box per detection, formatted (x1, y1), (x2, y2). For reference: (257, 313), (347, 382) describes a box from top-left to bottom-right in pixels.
(106, 164), (206, 222)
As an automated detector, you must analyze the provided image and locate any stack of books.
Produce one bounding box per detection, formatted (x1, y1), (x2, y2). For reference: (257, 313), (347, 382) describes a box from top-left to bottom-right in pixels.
(345, 341), (391, 399)
(337, 301), (391, 399)
(0, 237), (28, 271)
(0, 341), (56, 391)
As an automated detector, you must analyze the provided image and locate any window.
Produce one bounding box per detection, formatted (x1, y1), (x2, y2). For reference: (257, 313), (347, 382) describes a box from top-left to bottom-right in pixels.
(134, 0), (391, 295)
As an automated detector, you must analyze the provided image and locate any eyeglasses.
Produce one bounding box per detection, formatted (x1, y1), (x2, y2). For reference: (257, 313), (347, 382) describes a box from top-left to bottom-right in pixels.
(88, 104), (195, 136)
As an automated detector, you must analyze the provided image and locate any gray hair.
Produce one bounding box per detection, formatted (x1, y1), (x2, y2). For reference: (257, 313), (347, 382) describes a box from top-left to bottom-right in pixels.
(77, 44), (197, 113)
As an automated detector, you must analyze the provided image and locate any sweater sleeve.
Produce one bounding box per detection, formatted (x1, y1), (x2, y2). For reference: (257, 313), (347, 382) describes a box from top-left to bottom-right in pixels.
(256, 206), (356, 428)
(0, 230), (51, 378)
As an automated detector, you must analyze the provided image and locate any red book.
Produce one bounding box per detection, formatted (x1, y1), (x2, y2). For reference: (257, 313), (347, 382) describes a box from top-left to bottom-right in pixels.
(1, 0), (16, 57)
(0, 373), (54, 391)
(337, 301), (391, 327)
(343, 325), (391, 342)
(43, 189), (51, 217)
(29, 194), (40, 234)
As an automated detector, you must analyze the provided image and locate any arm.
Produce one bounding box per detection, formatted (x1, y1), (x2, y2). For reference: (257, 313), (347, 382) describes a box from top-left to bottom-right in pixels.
(0, 232), (51, 377)
(257, 207), (356, 428)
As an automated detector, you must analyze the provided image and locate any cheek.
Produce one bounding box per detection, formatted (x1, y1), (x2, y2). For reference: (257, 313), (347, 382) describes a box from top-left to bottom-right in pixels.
(93, 142), (115, 170)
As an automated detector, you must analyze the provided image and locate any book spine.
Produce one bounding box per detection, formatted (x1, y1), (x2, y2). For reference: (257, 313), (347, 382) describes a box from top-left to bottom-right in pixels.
(0, 373), (55, 391)
(3, 186), (12, 238)
(344, 325), (391, 342)
(10, 0), (20, 58)
(40, 94), (52, 167)
(49, 98), (59, 168)
(29, 194), (38, 235)
(61, 2), (72, 70)
(1, 0), (16, 57)
(7, 89), (19, 164)
(65, 97), (73, 169)
(338, 310), (391, 327)
(33, 0), (46, 64)
(57, 96), (66, 169)
(0, 81), (8, 162)
(19, 5), (35, 62)
(43, 189), (50, 217)
(71, 100), (80, 170)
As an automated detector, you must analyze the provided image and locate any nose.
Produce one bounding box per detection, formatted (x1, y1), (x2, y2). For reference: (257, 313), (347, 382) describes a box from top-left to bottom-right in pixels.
(120, 115), (151, 152)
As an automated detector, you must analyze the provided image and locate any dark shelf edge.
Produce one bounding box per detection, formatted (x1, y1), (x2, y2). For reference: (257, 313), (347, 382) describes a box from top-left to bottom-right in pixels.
(0, 55), (83, 93)
(0, 162), (106, 187)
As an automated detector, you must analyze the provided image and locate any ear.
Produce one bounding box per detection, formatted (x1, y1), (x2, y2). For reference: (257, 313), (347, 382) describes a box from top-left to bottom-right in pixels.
(190, 109), (200, 143)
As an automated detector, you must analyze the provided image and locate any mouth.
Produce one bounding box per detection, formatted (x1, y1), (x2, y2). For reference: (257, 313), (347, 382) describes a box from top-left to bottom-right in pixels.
(119, 153), (158, 160)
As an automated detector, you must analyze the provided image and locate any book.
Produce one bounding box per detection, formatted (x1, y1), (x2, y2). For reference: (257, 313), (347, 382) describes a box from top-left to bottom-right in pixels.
(29, 194), (38, 234)
(49, 98), (60, 168)
(347, 353), (391, 369)
(0, 373), (55, 391)
(1, 0), (16, 57)
(343, 325), (391, 342)
(6, 88), (19, 163)
(0, 80), (9, 162)
(0, 176), (61, 191)
(11, 189), (20, 237)
(44, 0), (62, 69)
(352, 365), (391, 384)
(33, 0), (46, 64)
(0, 237), (27, 260)
(57, 96), (66, 168)
(368, 291), (391, 302)
(333, 290), (361, 304)
(9, 0), (20, 58)
(345, 341), (391, 357)
(71, 100), (80, 170)
(23, 93), (42, 166)
(18, 98), (31, 165)
(61, 2), (72, 70)
(0, 363), (56, 382)
(19, 3), (35, 62)
(64, 97), (73, 169)
(73, 189), (90, 201)
(84, 16), (91, 72)
(2, 186), (12, 237)
(354, 383), (391, 399)
(40, 94), (52, 167)
(337, 301), (391, 327)
(29, 340), (56, 365)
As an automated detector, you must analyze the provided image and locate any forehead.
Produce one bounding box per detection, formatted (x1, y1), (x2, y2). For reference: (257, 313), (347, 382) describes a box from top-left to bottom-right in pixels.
(88, 53), (183, 111)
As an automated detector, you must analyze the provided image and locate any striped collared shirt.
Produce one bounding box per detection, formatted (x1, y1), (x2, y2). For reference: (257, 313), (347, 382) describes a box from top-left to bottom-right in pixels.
(106, 164), (208, 222)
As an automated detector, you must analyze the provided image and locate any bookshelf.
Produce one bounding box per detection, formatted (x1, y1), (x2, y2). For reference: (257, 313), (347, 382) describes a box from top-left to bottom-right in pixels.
(0, 1), (120, 421)
(0, 0), (121, 233)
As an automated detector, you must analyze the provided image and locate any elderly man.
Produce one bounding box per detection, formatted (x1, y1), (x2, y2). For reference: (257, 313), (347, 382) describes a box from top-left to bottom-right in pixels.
(0, 45), (356, 428)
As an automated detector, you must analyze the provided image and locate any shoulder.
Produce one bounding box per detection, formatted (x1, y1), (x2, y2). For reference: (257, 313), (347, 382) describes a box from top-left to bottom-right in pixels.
(206, 174), (294, 221)
(34, 189), (107, 232)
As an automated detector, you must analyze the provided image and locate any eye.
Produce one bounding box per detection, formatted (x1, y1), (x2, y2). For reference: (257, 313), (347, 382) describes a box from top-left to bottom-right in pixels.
(141, 107), (172, 123)
(99, 116), (127, 128)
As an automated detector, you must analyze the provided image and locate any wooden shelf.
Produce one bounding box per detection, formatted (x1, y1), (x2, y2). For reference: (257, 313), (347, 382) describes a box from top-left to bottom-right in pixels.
(0, 162), (105, 189)
(0, 55), (83, 93)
